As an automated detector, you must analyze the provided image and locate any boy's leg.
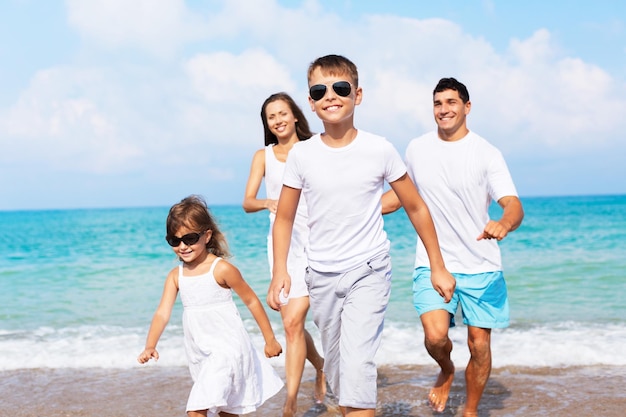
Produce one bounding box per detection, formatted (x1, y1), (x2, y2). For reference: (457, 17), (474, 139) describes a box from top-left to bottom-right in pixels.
(306, 267), (343, 399)
(338, 254), (391, 412)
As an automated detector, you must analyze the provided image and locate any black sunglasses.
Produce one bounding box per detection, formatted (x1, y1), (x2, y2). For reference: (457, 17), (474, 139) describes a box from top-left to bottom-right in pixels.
(309, 81), (352, 101)
(166, 231), (206, 247)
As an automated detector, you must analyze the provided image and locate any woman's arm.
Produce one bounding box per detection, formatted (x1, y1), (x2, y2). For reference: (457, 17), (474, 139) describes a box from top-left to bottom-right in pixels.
(242, 148), (277, 213)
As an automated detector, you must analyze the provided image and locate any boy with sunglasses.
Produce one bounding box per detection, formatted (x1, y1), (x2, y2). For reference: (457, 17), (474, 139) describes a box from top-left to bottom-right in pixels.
(268, 54), (454, 417)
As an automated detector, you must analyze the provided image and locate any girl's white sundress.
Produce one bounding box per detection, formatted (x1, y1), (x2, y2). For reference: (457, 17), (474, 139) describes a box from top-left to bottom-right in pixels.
(178, 257), (283, 414)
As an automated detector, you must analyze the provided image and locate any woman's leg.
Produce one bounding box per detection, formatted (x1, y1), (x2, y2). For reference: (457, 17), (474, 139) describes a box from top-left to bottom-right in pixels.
(304, 326), (326, 402)
(280, 296), (318, 416)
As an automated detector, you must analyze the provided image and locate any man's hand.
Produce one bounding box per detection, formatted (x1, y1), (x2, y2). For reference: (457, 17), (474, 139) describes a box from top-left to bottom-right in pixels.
(430, 268), (456, 303)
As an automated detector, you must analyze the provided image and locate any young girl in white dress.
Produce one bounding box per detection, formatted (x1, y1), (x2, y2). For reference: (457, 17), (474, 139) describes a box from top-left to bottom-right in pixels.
(138, 195), (284, 417)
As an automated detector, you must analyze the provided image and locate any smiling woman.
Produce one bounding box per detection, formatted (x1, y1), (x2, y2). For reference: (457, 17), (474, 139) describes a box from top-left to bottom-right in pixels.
(242, 92), (326, 417)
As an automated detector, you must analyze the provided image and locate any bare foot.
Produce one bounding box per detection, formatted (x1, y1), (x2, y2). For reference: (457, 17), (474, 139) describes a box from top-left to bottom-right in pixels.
(282, 402), (296, 417)
(462, 410), (478, 417)
(428, 368), (455, 412)
(314, 368), (326, 404)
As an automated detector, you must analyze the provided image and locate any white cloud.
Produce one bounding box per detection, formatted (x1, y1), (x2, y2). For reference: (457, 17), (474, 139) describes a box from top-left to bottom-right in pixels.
(184, 49), (295, 102)
(2, 1), (625, 209)
(0, 67), (144, 174)
(65, 0), (209, 56)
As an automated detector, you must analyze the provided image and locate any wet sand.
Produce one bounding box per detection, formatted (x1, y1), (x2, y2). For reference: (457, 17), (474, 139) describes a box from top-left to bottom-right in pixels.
(2, 364), (625, 416)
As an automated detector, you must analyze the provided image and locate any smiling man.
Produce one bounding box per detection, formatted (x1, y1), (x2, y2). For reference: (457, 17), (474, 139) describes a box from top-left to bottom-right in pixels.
(383, 77), (524, 416)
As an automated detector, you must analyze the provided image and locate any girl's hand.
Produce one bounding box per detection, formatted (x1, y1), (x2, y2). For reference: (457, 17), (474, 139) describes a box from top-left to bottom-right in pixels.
(137, 348), (159, 364)
(264, 338), (283, 358)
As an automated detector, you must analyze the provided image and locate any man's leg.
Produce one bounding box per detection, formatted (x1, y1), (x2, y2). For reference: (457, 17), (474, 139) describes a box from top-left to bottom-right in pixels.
(420, 309), (455, 413)
(463, 326), (492, 417)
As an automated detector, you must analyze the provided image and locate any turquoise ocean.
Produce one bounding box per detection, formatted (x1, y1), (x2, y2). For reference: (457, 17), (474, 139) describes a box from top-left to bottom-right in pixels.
(1, 194), (625, 371)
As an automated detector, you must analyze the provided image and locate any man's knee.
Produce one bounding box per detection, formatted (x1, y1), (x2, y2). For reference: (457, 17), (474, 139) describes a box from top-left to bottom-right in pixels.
(467, 331), (491, 360)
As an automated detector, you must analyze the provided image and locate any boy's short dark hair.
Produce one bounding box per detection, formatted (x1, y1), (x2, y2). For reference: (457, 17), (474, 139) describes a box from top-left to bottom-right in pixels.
(307, 54), (359, 87)
(434, 77), (470, 103)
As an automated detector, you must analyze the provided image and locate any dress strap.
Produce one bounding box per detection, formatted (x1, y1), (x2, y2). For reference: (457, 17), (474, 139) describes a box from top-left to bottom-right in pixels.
(208, 257), (222, 276)
(179, 257), (221, 278)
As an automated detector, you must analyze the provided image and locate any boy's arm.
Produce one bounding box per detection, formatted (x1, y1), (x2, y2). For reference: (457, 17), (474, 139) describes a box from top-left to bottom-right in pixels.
(267, 185), (300, 311)
(477, 195), (524, 241)
(389, 173), (455, 302)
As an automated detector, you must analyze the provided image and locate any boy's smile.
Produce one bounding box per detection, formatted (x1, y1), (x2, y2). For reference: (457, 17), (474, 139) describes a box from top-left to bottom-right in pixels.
(308, 68), (362, 127)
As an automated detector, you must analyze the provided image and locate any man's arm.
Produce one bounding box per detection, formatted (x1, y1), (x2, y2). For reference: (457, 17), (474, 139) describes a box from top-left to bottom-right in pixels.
(381, 189), (402, 215)
(477, 195), (524, 241)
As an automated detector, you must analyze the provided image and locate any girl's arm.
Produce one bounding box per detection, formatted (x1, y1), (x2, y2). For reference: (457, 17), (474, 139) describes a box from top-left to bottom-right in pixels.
(242, 149), (278, 213)
(217, 261), (283, 358)
(137, 269), (179, 363)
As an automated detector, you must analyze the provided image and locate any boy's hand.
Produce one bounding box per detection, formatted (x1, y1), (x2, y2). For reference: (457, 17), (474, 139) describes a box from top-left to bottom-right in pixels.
(137, 348), (159, 364)
(264, 338), (283, 358)
(430, 268), (456, 303)
(267, 273), (291, 311)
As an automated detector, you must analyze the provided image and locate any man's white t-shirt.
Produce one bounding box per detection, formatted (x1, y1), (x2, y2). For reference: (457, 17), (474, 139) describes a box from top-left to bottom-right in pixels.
(283, 130), (406, 273)
(406, 131), (518, 274)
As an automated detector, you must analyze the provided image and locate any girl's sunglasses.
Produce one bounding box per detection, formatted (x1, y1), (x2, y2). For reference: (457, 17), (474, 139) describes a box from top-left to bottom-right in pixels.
(309, 81), (352, 101)
(166, 231), (206, 247)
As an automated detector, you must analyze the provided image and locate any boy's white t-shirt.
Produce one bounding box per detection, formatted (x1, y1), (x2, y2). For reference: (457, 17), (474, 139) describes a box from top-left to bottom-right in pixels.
(283, 130), (406, 273)
(405, 130), (518, 274)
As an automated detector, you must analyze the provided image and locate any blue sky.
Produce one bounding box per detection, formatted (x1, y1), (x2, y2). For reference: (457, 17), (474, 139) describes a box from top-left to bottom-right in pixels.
(1, 0), (625, 210)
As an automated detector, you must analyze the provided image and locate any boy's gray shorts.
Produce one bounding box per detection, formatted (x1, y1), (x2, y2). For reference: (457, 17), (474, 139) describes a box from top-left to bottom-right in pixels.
(305, 252), (392, 409)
